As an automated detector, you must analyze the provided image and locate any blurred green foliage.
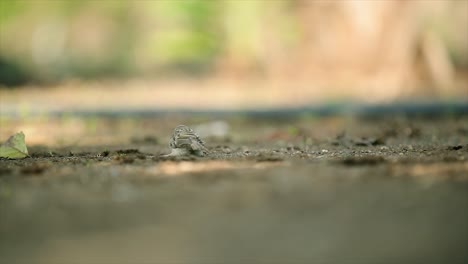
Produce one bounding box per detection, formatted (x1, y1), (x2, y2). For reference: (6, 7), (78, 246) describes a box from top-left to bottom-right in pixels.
(0, 0), (466, 86)
(150, 0), (222, 70)
(0, 0), (24, 24)
(0, 0), (229, 83)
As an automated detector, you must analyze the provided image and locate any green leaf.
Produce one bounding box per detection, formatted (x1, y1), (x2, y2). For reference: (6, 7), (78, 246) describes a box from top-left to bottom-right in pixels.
(0, 131), (29, 159)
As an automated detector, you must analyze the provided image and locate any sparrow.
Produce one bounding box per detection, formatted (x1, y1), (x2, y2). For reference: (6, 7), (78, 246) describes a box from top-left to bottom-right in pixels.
(164, 125), (209, 157)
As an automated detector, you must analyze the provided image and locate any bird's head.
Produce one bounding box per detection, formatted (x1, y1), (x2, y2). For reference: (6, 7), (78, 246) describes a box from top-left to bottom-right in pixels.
(173, 125), (192, 135)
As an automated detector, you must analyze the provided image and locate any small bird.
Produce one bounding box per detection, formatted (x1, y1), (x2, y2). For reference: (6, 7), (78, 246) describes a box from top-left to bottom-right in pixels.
(164, 125), (209, 157)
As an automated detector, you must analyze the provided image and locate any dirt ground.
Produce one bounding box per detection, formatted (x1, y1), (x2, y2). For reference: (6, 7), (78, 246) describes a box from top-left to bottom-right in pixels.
(1, 114), (468, 264)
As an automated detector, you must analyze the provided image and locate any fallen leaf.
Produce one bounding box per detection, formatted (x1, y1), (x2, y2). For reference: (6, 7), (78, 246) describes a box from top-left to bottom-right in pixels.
(0, 132), (29, 159)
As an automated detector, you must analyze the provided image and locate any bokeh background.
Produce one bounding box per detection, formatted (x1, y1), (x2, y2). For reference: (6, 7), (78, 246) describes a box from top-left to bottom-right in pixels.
(0, 0), (467, 111)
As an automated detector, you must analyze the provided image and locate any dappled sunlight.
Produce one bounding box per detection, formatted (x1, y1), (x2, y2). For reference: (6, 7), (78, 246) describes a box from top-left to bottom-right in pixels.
(392, 162), (468, 182)
(149, 160), (286, 176)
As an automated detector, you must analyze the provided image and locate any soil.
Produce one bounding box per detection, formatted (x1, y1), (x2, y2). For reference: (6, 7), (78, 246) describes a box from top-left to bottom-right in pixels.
(1, 114), (468, 264)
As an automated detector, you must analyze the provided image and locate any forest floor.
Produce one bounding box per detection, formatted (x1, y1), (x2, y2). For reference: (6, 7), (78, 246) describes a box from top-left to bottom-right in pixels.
(1, 114), (468, 264)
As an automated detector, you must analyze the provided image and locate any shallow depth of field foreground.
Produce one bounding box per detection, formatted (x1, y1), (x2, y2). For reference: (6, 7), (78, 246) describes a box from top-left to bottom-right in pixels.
(1, 114), (468, 263)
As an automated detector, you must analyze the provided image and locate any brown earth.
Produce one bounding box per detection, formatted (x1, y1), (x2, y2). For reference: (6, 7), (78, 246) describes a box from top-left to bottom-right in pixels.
(1, 115), (467, 264)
